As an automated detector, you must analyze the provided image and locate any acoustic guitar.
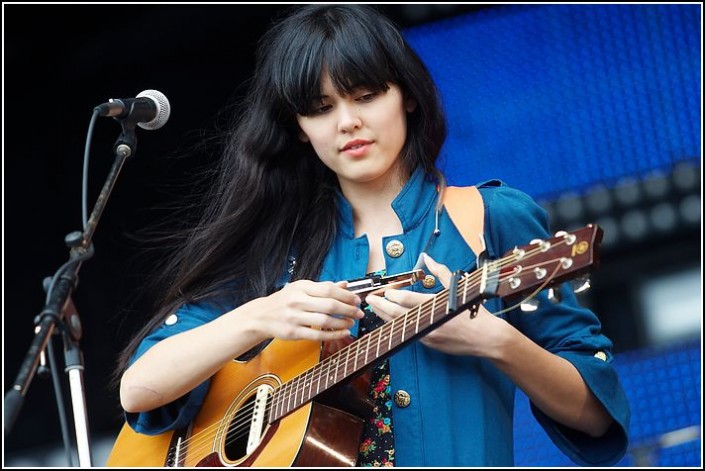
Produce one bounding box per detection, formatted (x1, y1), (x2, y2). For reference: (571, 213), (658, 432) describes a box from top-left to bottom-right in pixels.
(106, 225), (602, 467)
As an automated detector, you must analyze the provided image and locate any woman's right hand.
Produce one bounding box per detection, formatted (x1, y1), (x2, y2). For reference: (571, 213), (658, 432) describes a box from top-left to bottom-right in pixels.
(121, 280), (363, 413)
(248, 280), (364, 341)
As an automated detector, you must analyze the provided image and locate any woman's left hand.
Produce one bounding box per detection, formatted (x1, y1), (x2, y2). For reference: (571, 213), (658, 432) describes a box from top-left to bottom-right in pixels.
(365, 254), (513, 358)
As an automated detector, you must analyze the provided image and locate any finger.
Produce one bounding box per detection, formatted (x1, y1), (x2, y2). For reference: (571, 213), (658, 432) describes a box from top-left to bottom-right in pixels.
(366, 294), (407, 321)
(297, 296), (363, 320)
(305, 280), (362, 307)
(295, 312), (355, 330)
(296, 325), (352, 342)
(383, 289), (433, 308)
(422, 253), (453, 288)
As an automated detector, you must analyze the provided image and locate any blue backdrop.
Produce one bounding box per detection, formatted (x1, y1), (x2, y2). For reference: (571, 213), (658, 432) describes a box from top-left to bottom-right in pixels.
(405, 4), (700, 200)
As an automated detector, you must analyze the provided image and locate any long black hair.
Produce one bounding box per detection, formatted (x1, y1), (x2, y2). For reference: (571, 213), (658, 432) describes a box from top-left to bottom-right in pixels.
(115, 4), (447, 377)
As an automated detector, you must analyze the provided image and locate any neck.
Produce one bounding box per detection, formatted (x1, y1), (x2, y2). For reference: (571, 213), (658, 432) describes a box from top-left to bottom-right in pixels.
(338, 166), (407, 231)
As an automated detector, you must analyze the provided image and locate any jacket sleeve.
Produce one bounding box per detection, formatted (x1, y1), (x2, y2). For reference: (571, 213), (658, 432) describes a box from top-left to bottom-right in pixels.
(125, 301), (222, 435)
(480, 182), (630, 466)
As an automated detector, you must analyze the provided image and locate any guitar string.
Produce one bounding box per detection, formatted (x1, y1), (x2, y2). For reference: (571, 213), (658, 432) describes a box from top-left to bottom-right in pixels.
(171, 239), (576, 461)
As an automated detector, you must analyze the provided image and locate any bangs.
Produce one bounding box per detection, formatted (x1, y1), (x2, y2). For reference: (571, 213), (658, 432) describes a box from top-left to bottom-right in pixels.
(269, 8), (400, 116)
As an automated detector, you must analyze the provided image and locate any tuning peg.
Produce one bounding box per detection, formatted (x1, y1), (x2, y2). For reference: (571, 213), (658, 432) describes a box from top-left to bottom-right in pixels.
(571, 275), (591, 294)
(547, 287), (562, 303)
(530, 238), (551, 252)
(554, 230), (576, 245)
(520, 298), (540, 312)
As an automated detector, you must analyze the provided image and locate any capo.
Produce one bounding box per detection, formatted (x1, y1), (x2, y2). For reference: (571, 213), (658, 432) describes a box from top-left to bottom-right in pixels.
(475, 233), (500, 298)
(448, 269), (465, 313)
(346, 268), (426, 301)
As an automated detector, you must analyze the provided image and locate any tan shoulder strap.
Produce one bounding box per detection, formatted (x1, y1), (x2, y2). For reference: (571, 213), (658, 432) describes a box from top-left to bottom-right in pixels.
(442, 186), (485, 256)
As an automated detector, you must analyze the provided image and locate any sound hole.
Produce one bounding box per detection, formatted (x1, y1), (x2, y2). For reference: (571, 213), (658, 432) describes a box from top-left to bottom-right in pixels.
(222, 393), (265, 462)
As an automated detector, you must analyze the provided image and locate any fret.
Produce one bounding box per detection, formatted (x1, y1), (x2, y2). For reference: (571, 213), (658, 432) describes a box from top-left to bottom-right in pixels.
(414, 304), (421, 334)
(375, 328), (382, 358)
(331, 355), (337, 384)
(271, 389), (280, 421)
(278, 388), (284, 418)
(285, 381), (293, 416)
(343, 343), (350, 378)
(354, 334), (361, 371)
(301, 368), (310, 404)
(400, 311), (408, 343)
(388, 321), (394, 351)
(295, 374), (303, 406)
(278, 382), (285, 416)
(364, 332), (371, 365)
(302, 366), (310, 401)
(300, 373), (307, 405)
(315, 362), (321, 395)
(290, 377), (299, 412)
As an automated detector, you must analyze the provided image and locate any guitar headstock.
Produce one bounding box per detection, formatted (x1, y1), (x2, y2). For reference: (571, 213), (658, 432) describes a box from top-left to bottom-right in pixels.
(494, 224), (603, 301)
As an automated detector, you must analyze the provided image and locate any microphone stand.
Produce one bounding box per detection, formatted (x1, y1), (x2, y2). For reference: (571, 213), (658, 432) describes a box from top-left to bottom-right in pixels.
(5, 118), (140, 467)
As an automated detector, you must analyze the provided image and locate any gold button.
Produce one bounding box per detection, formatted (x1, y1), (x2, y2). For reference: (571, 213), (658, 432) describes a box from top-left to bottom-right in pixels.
(594, 351), (607, 361)
(394, 390), (411, 408)
(385, 240), (404, 258)
(422, 275), (436, 289)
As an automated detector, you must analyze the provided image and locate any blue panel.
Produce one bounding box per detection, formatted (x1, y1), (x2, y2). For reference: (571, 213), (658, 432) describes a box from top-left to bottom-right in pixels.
(513, 340), (701, 466)
(405, 5), (701, 200)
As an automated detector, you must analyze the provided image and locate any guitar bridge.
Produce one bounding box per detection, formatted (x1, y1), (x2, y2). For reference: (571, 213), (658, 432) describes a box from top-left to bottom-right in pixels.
(165, 426), (191, 467)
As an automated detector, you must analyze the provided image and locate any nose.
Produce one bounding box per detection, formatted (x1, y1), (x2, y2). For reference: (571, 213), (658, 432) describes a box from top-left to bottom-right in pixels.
(337, 104), (362, 133)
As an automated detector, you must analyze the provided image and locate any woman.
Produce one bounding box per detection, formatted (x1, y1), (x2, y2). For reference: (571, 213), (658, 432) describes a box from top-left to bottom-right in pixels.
(116, 5), (629, 466)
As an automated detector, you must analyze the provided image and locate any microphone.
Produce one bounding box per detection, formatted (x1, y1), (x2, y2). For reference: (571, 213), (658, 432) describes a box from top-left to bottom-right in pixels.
(94, 89), (171, 130)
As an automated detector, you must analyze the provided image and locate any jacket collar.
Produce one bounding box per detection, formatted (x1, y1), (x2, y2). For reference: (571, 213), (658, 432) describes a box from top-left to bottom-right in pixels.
(336, 168), (439, 239)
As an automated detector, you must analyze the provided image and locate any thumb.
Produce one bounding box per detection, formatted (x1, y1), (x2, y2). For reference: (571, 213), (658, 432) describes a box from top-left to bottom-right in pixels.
(422, 253), (453, 288)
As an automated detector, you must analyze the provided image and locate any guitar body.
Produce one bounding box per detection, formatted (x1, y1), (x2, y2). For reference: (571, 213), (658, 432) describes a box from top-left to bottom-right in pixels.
(107, 337), (371, 467)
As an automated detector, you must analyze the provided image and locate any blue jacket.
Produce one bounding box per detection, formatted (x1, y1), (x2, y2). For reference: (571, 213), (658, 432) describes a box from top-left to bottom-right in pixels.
(128, 169), (629, 466)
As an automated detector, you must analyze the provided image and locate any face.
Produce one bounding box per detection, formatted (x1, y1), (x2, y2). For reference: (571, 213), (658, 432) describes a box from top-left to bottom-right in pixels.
(296, 73), (414, 191)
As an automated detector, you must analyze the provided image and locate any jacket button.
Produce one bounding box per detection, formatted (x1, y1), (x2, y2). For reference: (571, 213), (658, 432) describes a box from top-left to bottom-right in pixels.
(385, 240), (404, 258)
(422, 275), (436, 288)
(594, 351), (607, 361)
(165, 314), (178, 326)
(394, 390), (411, 408)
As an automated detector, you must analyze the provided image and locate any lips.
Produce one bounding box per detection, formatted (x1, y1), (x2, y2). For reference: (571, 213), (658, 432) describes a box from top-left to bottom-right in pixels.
(341, 139), (373, 151)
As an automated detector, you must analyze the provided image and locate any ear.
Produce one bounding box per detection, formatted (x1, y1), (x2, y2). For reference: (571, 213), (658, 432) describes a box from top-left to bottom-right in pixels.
(405, 98), (417, 113)
(298, 130), (310, 143)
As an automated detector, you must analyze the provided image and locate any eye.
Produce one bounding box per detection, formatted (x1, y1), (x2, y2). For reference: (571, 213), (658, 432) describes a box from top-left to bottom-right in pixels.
(356, 92), (378, 103)
(312, 104), (332, 114)
(306, 102), (332, 116)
